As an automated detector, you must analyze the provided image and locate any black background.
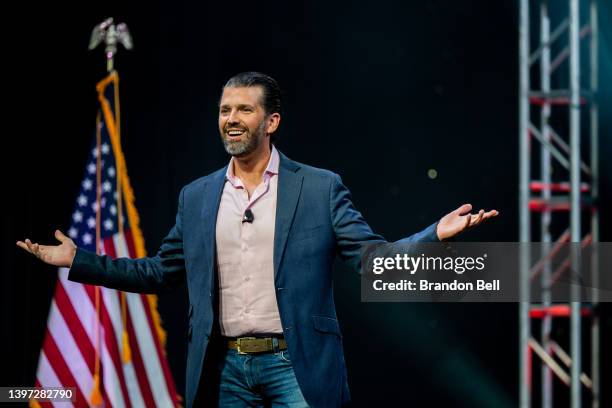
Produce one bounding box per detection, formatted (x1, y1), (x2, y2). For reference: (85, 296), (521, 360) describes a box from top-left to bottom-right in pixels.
(3, 1), (612, 406)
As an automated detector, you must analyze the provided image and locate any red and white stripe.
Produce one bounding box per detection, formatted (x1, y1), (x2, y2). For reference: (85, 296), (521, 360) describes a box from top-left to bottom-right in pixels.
(33, 230), (179, 407)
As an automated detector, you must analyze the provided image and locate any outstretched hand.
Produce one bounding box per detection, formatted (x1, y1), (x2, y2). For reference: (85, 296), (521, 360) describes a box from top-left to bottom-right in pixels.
(436, 204), (498, 241)
(16, 230), (77, 268)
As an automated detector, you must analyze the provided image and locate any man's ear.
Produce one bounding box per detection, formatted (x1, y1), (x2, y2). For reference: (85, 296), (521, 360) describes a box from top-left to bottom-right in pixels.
(266, 113), (281, 134)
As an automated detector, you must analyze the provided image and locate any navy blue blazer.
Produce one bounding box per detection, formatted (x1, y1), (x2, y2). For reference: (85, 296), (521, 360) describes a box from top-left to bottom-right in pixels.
(69, 151), (439, 407)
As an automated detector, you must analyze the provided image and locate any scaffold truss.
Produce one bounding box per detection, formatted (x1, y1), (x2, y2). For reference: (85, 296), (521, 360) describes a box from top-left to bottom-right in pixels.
(519, 1), (599, 407)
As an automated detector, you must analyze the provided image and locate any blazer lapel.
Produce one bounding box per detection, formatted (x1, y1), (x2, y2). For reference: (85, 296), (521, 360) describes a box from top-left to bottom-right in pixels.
(274, 153), (303, 279)
(201, 167), (227, 279)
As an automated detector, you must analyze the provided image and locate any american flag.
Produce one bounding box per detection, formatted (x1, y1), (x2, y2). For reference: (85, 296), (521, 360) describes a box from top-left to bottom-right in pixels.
(32, 72), (180, 407)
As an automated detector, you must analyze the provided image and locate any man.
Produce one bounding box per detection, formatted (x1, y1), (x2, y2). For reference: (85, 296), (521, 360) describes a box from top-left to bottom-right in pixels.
(18, 72), (497, 407)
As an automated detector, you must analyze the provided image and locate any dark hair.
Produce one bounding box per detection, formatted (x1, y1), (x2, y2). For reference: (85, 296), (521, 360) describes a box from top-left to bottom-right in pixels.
(223, 72), (282, 142)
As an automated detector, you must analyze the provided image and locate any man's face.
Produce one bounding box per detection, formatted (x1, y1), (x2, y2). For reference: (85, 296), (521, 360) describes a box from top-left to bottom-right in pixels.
(218, 86), (269, 157)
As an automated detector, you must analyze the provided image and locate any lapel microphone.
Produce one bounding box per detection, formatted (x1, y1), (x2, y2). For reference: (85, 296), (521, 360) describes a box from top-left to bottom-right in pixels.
(242, 209), (254, 224)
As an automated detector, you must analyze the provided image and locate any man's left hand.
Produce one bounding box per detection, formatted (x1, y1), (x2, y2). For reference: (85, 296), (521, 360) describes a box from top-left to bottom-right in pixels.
(436, 203), (499, 241)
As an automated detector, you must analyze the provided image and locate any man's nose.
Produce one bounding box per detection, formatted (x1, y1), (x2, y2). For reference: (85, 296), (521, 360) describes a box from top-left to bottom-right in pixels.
(227, 109), (239, 124)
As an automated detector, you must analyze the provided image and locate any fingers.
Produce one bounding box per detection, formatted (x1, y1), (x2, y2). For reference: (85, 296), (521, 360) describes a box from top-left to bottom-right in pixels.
(55, 229), (69, 244)
(26, 239), (36, 254)
(16, 240), (31, 253)
(463, 213), (471, 230)
(469, 209), (499, 228)
(16, 239), (42, 258)
(470, 209), (485, 227)
(456, 203), (472, 216)
(30, 241), (41, 257)
(481, 209), (499, 220)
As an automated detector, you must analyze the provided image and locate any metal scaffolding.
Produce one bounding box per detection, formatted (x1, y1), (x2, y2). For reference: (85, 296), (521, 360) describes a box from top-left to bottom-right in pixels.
(519, 0), (599, 407)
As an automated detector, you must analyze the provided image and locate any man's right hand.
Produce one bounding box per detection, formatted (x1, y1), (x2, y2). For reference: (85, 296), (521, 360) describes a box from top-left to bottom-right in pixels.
(16, 230), (77, 268)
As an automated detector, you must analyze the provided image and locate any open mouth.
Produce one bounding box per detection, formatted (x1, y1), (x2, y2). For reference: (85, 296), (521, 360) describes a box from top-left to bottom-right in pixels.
(226, 128), (246, 141)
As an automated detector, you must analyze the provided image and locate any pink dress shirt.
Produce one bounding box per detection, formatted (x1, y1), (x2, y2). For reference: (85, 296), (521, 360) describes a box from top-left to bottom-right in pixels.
(215, 146), (283, 337)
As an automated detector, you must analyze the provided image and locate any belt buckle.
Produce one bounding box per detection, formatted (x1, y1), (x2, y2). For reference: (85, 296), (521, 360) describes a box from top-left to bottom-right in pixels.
(236, 337), (256, 354)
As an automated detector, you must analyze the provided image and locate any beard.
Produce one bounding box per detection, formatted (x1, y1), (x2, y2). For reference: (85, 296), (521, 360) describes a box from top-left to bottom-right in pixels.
(220, 120), (266, 157)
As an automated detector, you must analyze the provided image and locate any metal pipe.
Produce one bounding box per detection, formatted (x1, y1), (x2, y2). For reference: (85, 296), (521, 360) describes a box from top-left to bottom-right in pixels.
(569, 1), (582, 407)
(519, 1), (531, 407)
(550, 341), (594, 388)
(529, 338), (571, 386)
(548, 126), (592, 176)
(530, 230), (570, 280)
(529, 123), (571, 169)
(589, 1), (599, 406)
(550, 24), (592, 73)
(529, 18), (569, 65)
(540, 3), (553, 405)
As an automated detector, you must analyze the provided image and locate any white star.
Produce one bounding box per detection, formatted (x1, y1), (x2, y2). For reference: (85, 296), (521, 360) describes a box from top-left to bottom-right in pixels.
(87, 217), (96, 229)
(102, 181), (112, 193)
(68, 227), (78, 238)
(77, 194), (87, 207)
(82, 179), (93, 190)
(87, 163), (96, 175)
(108, 167), (116, 177)
(101, 197), (107, 208)
(72, 211), (83, 223)
(92, 202), (99, 213)
(110, 205), (117, 215)
(92, 147), (98, 158)
(103, 219), (114, 231)
(101, 143), (110, 154)
(82, 233), (93, 245)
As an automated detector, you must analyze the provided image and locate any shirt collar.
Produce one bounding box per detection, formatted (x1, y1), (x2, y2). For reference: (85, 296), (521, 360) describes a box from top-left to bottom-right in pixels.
(225, 145), (280, 187)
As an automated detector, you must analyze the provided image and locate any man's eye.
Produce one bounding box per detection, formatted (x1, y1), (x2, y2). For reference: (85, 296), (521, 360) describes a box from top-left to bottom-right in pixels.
(242, 107), (253, 112)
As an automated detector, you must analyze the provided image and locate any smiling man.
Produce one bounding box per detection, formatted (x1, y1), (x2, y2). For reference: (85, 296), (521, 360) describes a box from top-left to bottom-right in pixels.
(219, 82), (279, 158)
(18, 72), (497, 407)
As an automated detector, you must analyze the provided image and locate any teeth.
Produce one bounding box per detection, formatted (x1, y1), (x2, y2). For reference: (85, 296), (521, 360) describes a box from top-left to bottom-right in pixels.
(227, 130), (244, 136)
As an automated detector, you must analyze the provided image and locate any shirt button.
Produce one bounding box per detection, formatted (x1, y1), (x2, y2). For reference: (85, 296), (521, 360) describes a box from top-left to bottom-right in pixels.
(245, 276), (250, 282)
(245, 309), (250, 314)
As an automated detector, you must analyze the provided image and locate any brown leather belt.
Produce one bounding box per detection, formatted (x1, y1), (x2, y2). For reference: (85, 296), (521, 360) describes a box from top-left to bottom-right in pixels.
(226, 336), (287, 354)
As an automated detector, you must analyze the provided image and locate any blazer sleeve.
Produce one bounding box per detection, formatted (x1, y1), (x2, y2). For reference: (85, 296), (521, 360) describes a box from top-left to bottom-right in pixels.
(67, 187), (187, 294)
(330, 174), (439, 273)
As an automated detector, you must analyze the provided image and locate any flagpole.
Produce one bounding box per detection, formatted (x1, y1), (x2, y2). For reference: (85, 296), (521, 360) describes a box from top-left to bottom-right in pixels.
(87, 19), (134, 405)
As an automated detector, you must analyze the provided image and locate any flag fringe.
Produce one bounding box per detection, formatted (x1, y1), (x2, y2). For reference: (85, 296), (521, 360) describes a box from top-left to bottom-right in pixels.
(122, 329), (132, 363)
(29, 398), (42, 408)
(97, 72), (169, 348)
(90, 373), (103, 406)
